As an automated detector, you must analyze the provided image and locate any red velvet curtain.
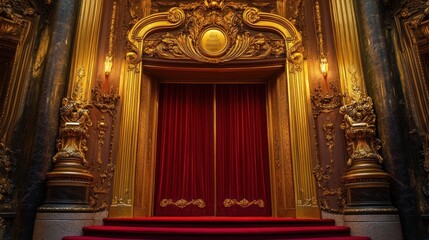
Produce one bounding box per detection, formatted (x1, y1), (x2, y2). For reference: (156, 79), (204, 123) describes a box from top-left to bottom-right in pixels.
(216, 84), (271, 216)
(154, 84), (215, 216)
(154, 84), (270, 216)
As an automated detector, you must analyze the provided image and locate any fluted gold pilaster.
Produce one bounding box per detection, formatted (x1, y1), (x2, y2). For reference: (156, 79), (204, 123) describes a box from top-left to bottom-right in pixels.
(288, 61), (319, 218)
(109, 63), (141, 217)
(329, 0), (366, 96)
(67, 0), (104, 102)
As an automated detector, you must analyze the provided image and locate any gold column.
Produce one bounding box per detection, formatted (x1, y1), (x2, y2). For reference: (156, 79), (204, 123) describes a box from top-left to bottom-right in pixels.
(109, 63), (142, 217)
(67, 0), (104, 102)
(329, 0), (366, 95)
(287, 61), (320, 218)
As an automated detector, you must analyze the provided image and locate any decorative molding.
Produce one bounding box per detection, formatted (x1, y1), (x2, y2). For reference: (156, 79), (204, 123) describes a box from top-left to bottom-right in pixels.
(111, 195), (132, 207)
(393, 0), (429, 202)
(310, 81), (345, 213)
(310, 82), (342, 117)
(339, 79), (395, 213)
(0, 0), (38, 24)
(160, 199), (206, 208)
(0, 142), (15, 210)
(91, 78), (120, 117)
(52, 97), (92, 166)
(127, 0), (302, 66)
(223, 198), (264, 208)
(340, 83), (383, 166)
(142, 2), (285, 63)
(89, 78), (119, 210)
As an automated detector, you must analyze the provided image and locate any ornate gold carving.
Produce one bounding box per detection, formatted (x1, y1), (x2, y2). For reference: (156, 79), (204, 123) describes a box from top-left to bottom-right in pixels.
(310, 82), (342, 116)
(223, 198), (264, 208)
(311, 81), (345, 213)
(112, 195), (132, 206)
(142, 3), (285, 63)
(160, 199), (206, 208)
(339, 80), (395, 212)
(199, 28), (228, 57)
(340, 85), (383, 166)
(91, 78), (120, 117)
(52, 98), (92, 166)
(47, 75), (94, 189)
(315, 0), (326, 62)
(0, 0), (36, 24)
(394, 0), (429, 202)
(297, 196), (317, 207)
(0, 142), (15, 210)
(0, 16), (23, 40)
(89, 78), (119, 210)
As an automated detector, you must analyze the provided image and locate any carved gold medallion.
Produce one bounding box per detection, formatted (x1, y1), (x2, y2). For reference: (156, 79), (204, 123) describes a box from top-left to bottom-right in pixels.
(199, 28), (228, 57)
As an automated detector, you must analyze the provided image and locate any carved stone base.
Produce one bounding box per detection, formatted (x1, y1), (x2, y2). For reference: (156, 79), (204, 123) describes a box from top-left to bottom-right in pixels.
(32, 210), (107, 240)
(344, 214), (403, 240)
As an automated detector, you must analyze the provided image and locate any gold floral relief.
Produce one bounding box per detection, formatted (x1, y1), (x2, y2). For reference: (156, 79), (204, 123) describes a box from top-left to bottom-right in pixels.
(160, 199), (206, 208)
(142, 2), (285, 63)
(223, 198), (265, 208)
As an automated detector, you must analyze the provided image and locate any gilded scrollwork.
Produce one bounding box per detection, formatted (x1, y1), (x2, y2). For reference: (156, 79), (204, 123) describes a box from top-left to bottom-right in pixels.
(160, 198), (206, 208)
(0, 0), (37, 24)
(311, 81), (345, 213)
(91, 79), (120, 117)
(340, 84), (383, 166)
(89, 78), (119, 210)
(310, 82), (342, 117)
(0, 142), (15, 210)
(143, 2), (285, 63)
(53, 98), (92, 166)
(223, 198), (264, 208)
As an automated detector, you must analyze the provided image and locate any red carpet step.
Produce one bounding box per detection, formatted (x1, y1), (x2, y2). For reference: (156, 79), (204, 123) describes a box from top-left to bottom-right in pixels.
(62, 217), (371, 240)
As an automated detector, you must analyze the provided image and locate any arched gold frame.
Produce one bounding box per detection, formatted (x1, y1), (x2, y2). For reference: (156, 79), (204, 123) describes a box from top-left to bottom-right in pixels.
(111, 6), (319, 218)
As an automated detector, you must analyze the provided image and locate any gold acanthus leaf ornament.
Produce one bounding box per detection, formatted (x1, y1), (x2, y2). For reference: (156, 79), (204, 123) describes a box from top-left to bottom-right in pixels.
(142, 2), (285, 63)
(340, 88), (383, 166)
(223, 198), (265, 208)
(160, 198), (206, 208)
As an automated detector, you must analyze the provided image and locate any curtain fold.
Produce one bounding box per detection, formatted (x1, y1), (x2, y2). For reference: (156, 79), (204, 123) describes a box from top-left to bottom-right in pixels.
(154, 84), (214, 216)
(216, 84), (271, 216)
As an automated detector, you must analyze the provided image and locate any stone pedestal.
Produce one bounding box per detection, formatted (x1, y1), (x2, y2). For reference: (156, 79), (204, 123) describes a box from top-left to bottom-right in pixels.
(344, 214), (403, 240)
(32, 210), (107, 240)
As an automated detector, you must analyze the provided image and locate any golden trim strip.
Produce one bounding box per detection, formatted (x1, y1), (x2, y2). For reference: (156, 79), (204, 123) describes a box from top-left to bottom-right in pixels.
(223, 199), (265, 208)
(160, 199), (206, 209)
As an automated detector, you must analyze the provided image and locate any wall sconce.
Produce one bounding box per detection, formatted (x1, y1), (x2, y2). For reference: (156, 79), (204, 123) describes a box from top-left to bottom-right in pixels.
(320, 57), (328, 78)
(105, 56), (113, 76)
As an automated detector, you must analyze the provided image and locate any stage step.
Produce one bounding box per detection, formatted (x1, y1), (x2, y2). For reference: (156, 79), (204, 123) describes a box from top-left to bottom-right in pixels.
(62, 217), (371, 240)
(103, 216), (336, 228)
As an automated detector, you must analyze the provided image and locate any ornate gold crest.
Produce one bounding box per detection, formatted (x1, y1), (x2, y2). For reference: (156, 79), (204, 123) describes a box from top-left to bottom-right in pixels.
(140, 1), (286, 63)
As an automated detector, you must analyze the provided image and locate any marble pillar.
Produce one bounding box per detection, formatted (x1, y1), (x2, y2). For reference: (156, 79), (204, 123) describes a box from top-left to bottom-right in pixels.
(12, 1), (80, 239)
(355, 1), (423, 239)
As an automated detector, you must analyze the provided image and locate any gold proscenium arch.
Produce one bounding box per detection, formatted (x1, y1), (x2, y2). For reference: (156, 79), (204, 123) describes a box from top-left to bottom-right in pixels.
(111, 3), (319, 218)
